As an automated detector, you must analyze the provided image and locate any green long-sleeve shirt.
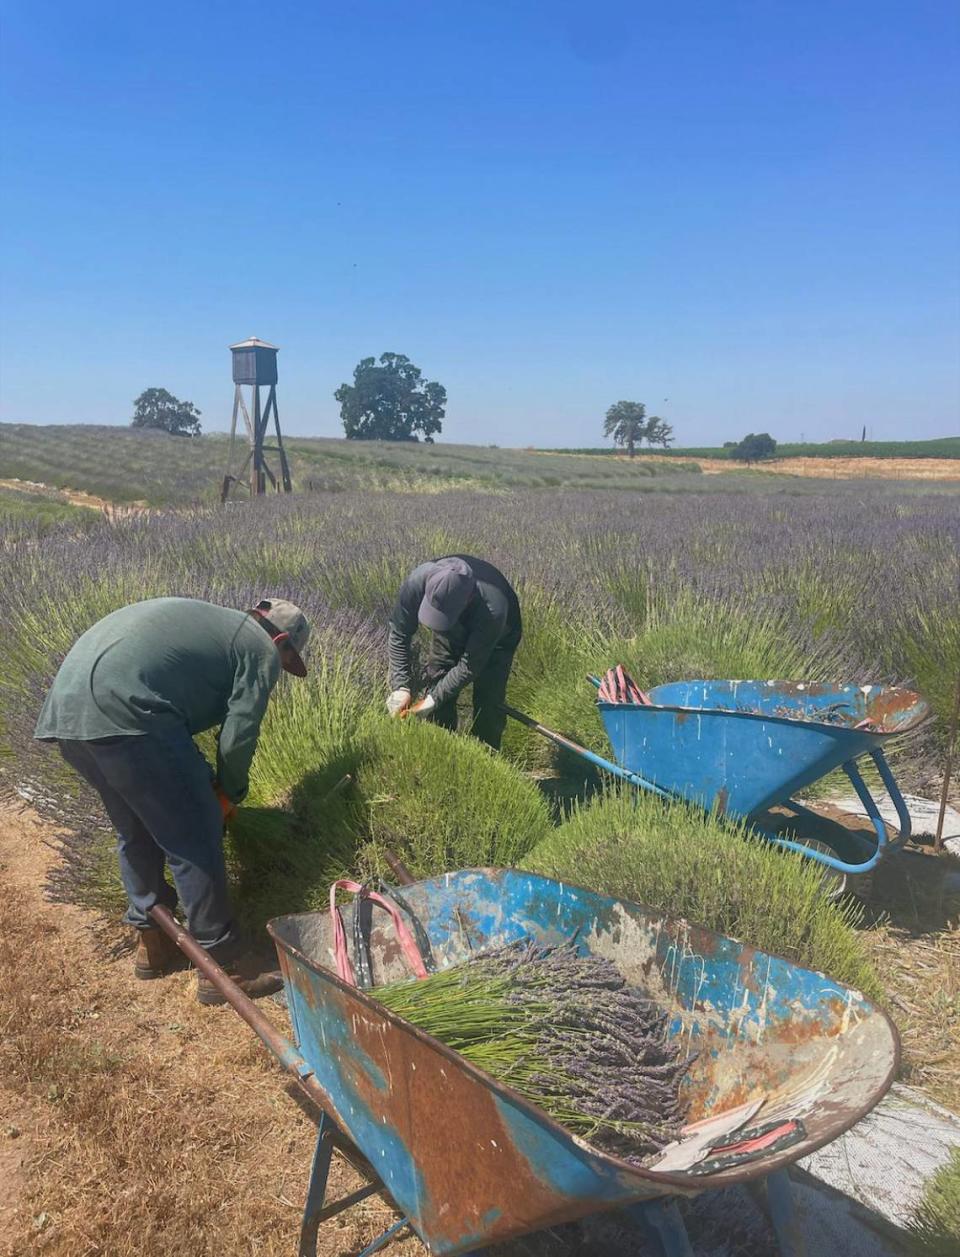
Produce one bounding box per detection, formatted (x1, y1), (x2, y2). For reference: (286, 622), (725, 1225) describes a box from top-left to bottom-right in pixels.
(35, 597), (281, 803)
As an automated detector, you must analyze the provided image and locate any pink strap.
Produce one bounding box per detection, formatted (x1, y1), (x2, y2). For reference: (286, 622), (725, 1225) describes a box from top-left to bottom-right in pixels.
(615, 664), (628, 703)
(329, 879), (429, 987)
(598, 665), (653, 706)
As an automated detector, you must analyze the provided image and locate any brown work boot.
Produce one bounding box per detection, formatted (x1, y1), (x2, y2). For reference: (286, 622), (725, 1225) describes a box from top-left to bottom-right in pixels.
(196, 948), (283, 1007)
(133, 927), (188, 980)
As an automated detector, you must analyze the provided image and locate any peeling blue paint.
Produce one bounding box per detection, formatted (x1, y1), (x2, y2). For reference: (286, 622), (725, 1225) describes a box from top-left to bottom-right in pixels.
(271, 867), (898, 1254)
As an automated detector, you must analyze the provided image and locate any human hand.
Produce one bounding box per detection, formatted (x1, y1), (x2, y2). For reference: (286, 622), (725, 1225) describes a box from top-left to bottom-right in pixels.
(387, 688), (412, 717)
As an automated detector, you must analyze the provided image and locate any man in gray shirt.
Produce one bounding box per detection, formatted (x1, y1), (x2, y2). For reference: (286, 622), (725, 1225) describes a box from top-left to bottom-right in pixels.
(387, 556), (521, 748)
(35, 595), (310, 1004)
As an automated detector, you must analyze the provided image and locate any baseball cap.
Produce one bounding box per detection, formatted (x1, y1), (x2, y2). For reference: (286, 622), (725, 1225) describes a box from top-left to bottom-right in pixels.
(251, 598), (310, 676)
(418, 559), (475, 632)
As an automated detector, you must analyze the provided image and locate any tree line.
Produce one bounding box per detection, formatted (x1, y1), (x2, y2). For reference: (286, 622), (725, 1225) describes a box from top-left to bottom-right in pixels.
(128, 356), (776, 461)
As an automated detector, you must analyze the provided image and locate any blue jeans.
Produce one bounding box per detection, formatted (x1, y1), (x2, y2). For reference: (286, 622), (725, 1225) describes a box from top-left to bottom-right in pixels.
(57, 729), (239, 955)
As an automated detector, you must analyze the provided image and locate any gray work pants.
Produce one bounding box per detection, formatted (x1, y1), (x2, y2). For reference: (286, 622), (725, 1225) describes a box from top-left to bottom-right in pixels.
(424, 628), (520, 749)
(57, 729), (239, 954)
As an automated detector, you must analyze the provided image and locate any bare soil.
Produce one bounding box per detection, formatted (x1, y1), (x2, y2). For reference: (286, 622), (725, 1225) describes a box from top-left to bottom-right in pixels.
(0, 797), (421, 1257)
(0, 478), (149, 514)
(1, 796), (956, 1255)
(693, 456), (960, 480)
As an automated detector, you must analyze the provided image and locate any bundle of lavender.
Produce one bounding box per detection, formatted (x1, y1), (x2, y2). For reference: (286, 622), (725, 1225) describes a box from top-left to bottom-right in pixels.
(373, 939), (691, 1162)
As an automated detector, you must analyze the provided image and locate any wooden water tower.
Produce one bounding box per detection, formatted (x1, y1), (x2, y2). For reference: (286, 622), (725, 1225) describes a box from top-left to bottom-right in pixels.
(220, 336), (293, 501)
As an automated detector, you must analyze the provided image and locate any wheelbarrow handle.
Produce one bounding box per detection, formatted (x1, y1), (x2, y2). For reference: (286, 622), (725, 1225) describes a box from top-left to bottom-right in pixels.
(382, 849), (416, 886)
(147, 904), (367, 1176)
(149, 906), (317, 1082)
(499, 703), (670, 797)
(146, 915), (364, 1151)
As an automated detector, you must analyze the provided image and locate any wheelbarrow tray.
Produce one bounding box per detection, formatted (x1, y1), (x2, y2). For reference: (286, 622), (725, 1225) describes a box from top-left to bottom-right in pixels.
(599, 681), (929, 818)
(268, 867), (898, 1256)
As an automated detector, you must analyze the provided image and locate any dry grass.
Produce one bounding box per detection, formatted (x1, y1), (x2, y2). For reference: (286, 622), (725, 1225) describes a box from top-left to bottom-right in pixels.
(2, 797), (958, 1255)
(693, 456), (960, 480)
(861, 847), (960, 1112)
(0, 801), (421, 1257)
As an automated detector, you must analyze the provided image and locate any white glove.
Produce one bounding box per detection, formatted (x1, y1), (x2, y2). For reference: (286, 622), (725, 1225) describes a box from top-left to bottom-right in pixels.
(408, 694), (437, 718)
(387, 689), (412, 717)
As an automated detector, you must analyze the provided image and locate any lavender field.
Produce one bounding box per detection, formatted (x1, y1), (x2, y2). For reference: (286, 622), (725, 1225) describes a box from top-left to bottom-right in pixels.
(2, 484), (958, 993)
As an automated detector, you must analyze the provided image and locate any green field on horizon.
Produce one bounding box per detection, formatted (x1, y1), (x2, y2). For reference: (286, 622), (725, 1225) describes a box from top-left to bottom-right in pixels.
(3, 422), (957, 509)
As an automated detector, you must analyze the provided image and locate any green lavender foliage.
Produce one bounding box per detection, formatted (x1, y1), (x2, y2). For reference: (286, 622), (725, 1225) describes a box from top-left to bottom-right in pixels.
(908, 1148), (960, 1257)
(350, 718), (552, 880)
(523, 788), (881, 999)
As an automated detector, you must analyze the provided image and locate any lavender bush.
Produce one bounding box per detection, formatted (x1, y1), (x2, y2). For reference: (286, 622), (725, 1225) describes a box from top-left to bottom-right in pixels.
(0, 484), (956, 957)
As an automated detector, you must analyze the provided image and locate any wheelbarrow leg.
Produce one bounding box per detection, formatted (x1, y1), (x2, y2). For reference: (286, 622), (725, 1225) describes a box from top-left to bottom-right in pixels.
(746, 1168), (805, 1257)
(765, 746), (912, 878)
(358, 1216), (410, 1255)
(299, 1112), (400, 1257)
(299, 1116), (335, 1257)
(624, 1197), (694, 1257)
(767, 1168), (804, 1257)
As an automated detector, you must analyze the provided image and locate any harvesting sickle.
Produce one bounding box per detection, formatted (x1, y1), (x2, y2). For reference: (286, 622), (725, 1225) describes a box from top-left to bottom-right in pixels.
(386, 554), (522, 749)
(34, 594), (310, 1004)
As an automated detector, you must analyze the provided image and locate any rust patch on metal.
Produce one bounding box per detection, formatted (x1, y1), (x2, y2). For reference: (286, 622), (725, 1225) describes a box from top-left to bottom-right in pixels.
(284, 951), (322, 1011)
(866, 686), (928, 733)
(339, 985), (636, 1250)
(735, 946), (760, 994)
(715, 787), (728, 816)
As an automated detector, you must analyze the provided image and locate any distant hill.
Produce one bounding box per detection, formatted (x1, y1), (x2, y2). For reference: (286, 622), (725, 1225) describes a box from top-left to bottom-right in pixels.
(0, 423), (700, 506)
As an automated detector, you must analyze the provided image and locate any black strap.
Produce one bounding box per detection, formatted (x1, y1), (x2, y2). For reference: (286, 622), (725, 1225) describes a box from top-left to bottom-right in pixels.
(349, 880), (437, 991)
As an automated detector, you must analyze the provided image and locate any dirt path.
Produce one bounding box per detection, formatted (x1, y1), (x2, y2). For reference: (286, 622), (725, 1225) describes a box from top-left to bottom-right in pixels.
(0, 798), (421, 1257)
(693, 456), (960, 480)
(0, 478), (149, 515)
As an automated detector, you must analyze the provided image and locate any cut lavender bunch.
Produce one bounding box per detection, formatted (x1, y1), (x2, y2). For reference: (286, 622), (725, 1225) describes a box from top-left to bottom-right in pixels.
(374, 939), (693, 1163)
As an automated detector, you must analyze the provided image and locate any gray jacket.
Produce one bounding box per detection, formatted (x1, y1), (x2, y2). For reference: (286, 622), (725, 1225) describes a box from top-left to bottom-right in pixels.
(388, 556), (521, 706)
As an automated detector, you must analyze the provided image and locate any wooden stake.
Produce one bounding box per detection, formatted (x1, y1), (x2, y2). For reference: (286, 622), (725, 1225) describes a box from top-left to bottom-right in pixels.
(935, 674), (960, 853)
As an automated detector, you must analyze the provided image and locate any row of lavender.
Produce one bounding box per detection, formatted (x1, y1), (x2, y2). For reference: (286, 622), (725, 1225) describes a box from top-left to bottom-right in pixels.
(1, 485), (954, 949)
(5, 485), (956, 710)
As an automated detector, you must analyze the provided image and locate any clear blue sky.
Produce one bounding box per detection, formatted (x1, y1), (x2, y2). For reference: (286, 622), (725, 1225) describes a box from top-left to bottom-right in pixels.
(1, 1), (958, 446)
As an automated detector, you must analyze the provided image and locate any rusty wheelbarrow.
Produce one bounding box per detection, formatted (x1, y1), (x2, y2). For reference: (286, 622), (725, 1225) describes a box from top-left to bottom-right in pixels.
(151, 865), (898, 1256)
(505, 679), (930, 876)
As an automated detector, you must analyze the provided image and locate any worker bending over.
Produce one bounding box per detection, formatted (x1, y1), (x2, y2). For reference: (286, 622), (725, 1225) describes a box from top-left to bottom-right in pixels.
(387, 555), (521, 749)
(35, 596), (310, 1005)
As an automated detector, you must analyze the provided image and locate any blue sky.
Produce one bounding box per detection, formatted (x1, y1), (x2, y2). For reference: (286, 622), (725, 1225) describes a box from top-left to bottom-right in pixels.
(1, 1), (958, 446)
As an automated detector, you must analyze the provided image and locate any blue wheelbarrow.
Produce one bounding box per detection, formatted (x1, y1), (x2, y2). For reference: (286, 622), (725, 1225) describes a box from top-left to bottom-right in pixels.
(504, 679), (930, 876)
(152, 866), (897, 1257)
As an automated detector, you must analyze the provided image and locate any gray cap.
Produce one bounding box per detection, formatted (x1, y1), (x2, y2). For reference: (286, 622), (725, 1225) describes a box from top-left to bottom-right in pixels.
(251, 598), (310, 676)
(418, 559), (475, 632)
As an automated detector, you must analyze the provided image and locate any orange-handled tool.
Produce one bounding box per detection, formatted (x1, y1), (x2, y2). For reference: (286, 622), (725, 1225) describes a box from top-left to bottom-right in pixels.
(213, 783), (237, 823)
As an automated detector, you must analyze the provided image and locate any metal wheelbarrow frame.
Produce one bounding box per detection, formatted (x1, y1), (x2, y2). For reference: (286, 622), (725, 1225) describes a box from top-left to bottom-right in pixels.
(505, 679), (930, 876)
(151, 861), (899, 1257)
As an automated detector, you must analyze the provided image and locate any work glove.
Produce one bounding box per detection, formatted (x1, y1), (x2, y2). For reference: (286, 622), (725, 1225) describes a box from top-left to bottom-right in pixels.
(213, 783), (238, 825)
(404, 694), (437, 719)
(386, 688), (412, 717)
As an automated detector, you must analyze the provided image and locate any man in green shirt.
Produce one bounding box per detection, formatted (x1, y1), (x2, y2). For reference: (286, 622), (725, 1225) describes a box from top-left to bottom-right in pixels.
(35, 596), (310, 1005)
